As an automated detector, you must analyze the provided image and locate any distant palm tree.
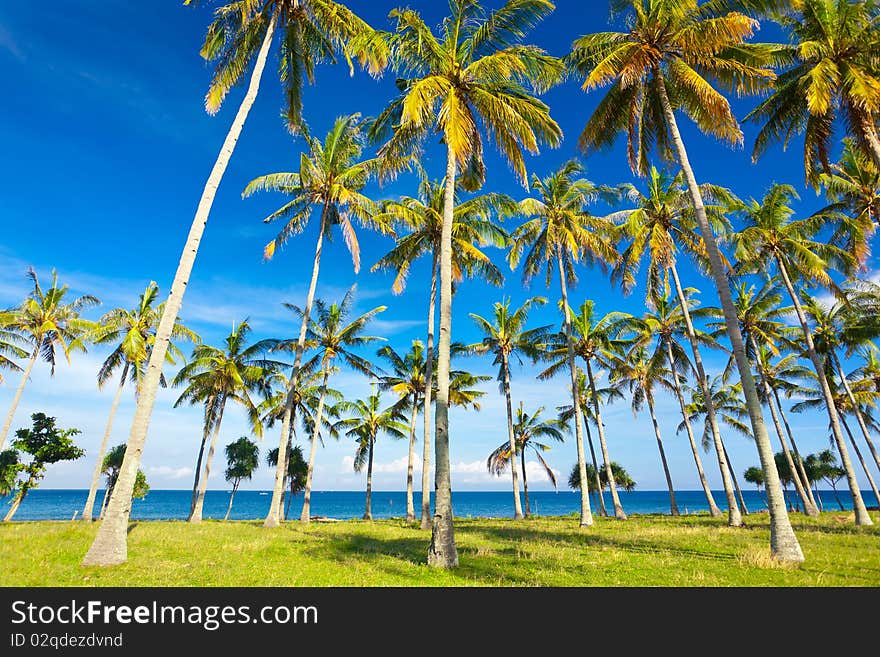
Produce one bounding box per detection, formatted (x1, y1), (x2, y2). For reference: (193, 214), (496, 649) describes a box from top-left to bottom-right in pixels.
(223, 437), (260, 521)
(243, 114), (391, 529)
(815, 449), (847, 511)
(733, 183), (872, 525)
(266, 443), (309, 520)
(0, 268), (98, 451)
(82, 282), (198, 522)
(487, 403), (565, 517)
(469, 297), (551, 519)
(172, 321), (279, 523)
(744, 466), (765, 504)
(569, 461), (636, 494)
(370, 0), (562, 568)
(508, 159), (620, 527)
(335, 393), (408, 520)
(820, 139), (879, 258)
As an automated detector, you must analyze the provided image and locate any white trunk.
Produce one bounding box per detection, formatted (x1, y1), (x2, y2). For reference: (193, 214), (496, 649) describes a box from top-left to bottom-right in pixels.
(224, 481), (239, 521)
(772, 387), (818, 510)
(585, 359), (626, 519)
(191, 399), (226, 523)
(300, 367), (330, 522)
(832, 351), (880, 475)
(647, 397), (679, 515)
(502, 355), (524, 520)
(0, 348), (38, 451)
(406, 393), (418, 522)
(82, 14), (278, 566)
(420, 252), (438, 530)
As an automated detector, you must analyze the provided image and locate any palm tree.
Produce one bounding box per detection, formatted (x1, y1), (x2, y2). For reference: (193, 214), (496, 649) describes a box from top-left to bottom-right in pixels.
(335, 393), (408, 520)
(539, 300), (633, 519)
(469, 296), (551, 519)
(569, 0), (805, 561)
(747, 0), (880, 181)
(487, 402), (565, 517)
(372, 177), (512, 529)
(82, 282), (198, 522)
(172, 320), (279, 522)
(83, 0), (385, 566)
(611, 346), (679, 516)
(508, 159), (620, 527)
(733, 183), (872, 525)
(569, 461), (637, 494)
(0, 268), (98, 451)
(744, 466), (765, 504)
(242, 114), (391, 529)
(820, 139), (879, 255)
(815, 448), (846, 511)
(223, 437), (259, 521)
(371, 0), (562, 568)
(292, 288), (385, 522)
(611, 166), (741, 524)
(636, 292), (722, 517)
(0, 327), (27, 386)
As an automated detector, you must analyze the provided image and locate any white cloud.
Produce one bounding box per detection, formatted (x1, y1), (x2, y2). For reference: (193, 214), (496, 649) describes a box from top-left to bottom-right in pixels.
(147, 465), (192, 480)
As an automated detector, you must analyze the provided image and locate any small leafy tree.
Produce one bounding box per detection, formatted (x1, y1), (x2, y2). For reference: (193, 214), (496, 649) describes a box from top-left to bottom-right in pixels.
(98, 444), (150, 520)
(744, 466), (765, 507)
(224, 437), (260, 521)
(267, 445), (308, 520)
(3, 413), (84, 521)
(569, 461), (636, 493)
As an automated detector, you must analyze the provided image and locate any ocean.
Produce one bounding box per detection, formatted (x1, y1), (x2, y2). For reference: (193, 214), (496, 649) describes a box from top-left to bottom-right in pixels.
(0, 488), (868, 521)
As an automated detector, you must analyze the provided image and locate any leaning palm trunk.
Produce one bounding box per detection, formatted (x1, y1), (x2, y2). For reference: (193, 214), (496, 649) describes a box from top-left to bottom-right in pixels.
(722, 443), (749, 515)
(420, 253), (438, 530)
(427, 145), (458, 568)
(0, 347), (38, 451)
(857, 112), (880, 171)
(189, 411), (213, 516)
(655, 72), (804, 560)
(191, 400), (226, 523)
(363, 435), (375, 520)
(670, 265), (741, 525)
(98, 485), (111, 520)
(832, 351), (880, 475)
(772, 387), (818, 510)
(501, 355), (524, 520)
(300, 368), (330, 523)
(520, 449), (531, 517)
(585, 360), (626, 519)
(841, 416), (880, 506)
(557, 249), (593, 526)
(647, 397), (679, 515)
(774, 259), (872, 525)
(582, 412), (607, 516)
(82, 364), (129, 522)
(663, 340), (720, 516)
(265, 206), (329, 528)
(405, 392), (418, 523)
(224, 481), (240, 521)
(82, 15), (278, 566)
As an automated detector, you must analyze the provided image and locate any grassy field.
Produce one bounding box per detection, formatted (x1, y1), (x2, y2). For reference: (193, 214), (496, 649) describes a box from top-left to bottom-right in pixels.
(2, 512), (878, 586)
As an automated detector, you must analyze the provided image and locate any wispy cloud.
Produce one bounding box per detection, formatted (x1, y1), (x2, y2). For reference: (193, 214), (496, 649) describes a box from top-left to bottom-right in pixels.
(148, 465), (192, 480)
(0, 24), (24, 62)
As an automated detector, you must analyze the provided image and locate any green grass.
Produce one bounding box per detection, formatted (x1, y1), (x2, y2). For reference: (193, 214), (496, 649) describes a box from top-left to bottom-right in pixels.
(2, 512), (878, 586)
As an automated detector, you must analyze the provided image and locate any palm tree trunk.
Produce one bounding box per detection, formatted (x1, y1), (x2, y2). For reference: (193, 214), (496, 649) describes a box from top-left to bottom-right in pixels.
(189, 403), (213, 517)
(405, 392), (418, 523)
(582, 412), (607, 516)
(420, 253), (438, 530)
(98, 484), (111, 520)
(82, 364), (129, 522)
(857, 111), (880, 171)
(722, 443), (749, 515)
(655, 71), (803, 561)
(775, 258), (872, 525)
(647, 397), (679, 515)
(520, 448), (531, 517)
(831, 351), (880, 475)
(364, 435), (374, 521)
(841, 416), (880, 507)
(191, 398), (226, 523)
(280, 413), (296, 521)
(814, 483), (824, 511)
(664, 339), (721, 516)
(265, 205), (329, 529)
(829, 481), (844, 510)
(502, 355), (524, 520)
(427, 144), (458, 568)
(772, 387), (819, 510)
(585, 360), (626, 519)
(670, 264), (741, 525)
(224, 481), (239, 521)
(82, 14), (278, 567)
(300, 367), (330, 523)
(557, 249), (593, 526)
(0, 347), (38, 451)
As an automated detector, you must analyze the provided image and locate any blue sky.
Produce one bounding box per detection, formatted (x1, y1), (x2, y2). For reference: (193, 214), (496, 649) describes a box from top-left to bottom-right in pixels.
(0, 1), (875, 496)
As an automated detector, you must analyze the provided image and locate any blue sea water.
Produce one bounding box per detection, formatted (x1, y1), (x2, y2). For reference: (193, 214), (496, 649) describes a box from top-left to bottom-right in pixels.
(0, 488), (870, 521)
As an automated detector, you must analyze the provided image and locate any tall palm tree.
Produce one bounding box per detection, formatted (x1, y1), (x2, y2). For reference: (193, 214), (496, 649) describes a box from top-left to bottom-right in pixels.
(469, 296), (551, 519)
(747, 0), (880, 181)
(242, 114), (391, 529)
(539, 300), (634, 519)
(82, 282), (199, 522)
(569, 0), (805, 561)
(611, 166), (741, 524)
(820, 139), (880, 255)
(83, 0), (385, 566)
(172, 320), (279, 523)
(0, 327), (27, 386)
(487, 402), (565, 517)
(372, 176), (512, 529)
(370, 0), (563, 568)
(335, 393), (408, 520)
(292, 288), (385, 522)
(635, 292), (722, 517)
(611, 346), (679, 515)
(508, 159), (620, 527)
(733, 183), (872, 525)
(0, 268), (98, 451)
